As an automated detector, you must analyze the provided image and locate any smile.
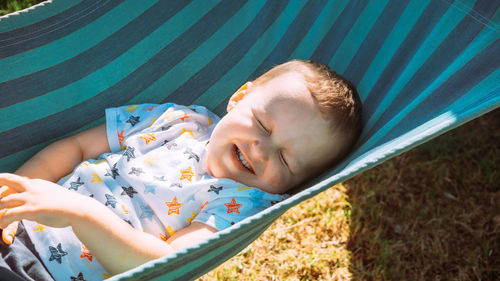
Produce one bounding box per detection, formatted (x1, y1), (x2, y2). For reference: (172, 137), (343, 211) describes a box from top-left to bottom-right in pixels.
(234, 145), (254, 173)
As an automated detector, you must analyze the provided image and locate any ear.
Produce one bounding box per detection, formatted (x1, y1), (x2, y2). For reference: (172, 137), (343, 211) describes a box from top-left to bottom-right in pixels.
(227, 82), (252, 112)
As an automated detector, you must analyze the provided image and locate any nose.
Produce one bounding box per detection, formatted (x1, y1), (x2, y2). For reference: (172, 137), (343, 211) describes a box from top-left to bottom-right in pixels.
(251, 138), (273, 162)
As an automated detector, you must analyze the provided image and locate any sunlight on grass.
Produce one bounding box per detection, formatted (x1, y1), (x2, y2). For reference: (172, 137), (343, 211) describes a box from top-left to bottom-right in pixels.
(4, 2), (497, 280)
(0, 0), (45, 16)
(200, 110), (498, 280)
(200, 183), (353, 281)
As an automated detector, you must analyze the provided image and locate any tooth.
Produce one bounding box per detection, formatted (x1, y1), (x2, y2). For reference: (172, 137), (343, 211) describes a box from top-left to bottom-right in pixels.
(235, 147), (252, 172)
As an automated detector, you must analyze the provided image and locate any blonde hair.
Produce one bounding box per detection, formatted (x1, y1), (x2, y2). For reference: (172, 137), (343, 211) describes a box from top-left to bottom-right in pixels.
(253, 59), (363, 163)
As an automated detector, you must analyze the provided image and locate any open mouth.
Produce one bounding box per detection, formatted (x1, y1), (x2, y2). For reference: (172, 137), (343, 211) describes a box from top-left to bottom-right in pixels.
(234, 145), (254, 174)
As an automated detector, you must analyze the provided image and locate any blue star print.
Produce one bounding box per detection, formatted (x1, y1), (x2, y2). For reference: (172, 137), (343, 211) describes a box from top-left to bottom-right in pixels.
(126, 115), (140, 126)
(121, 186), (138, 198)
(128, 167), (144, 176)
(170, 183), (182, 188)
(154, 176), (167, 182)
(69, 177), (84, 191)
(144, 185), (156, 195)
(123, 146), (136, 161)
(184, 147), (200, 162)
(70, 272), (86, 281)
(104, 194), (117, 208)
(140, 205), (154, 220)
(48, 243), (68, 264)
(249, 189), (265, 199)
(208, 185), (223, 194)
(105, 163), (119, 179)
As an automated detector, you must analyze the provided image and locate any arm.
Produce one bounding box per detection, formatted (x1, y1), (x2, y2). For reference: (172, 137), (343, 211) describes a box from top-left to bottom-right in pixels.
(1, 124), (110, 244)
(72, 203), (218, 275)
(15, 124), (110, 181)
(0, 174), (218, 275)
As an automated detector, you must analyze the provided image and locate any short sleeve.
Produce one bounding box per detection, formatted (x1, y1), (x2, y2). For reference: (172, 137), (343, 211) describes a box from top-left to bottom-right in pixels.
(193, 197), (270, 230)
(105, 103), (175, 152)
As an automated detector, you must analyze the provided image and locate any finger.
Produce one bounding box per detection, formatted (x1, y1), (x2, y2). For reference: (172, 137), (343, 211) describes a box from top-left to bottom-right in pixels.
(1, 221), (18, 245)
(0, 207), (26, 230)
(0, 174), (27, 192)
(0, 193), (25, 209)
(0, 185), (16, 198)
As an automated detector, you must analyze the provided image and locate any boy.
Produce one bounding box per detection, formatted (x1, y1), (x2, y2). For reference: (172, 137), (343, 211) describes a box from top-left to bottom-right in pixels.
(0, 60), (362, 280)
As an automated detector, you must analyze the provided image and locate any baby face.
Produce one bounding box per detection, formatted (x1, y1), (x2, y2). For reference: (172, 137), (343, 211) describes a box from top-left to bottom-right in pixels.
(206, 72), (341, 194)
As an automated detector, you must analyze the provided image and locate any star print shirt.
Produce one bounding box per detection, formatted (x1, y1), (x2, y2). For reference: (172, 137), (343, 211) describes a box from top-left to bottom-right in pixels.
(23, 103), (289, 281)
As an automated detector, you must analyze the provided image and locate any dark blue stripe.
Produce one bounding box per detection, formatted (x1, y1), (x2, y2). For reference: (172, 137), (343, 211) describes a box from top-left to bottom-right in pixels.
(245, 0), (329, 82)
(0, 0), (122, 59)
(166, 1), (291, 112)
(343, 0), (411, 85)
(174, 1), (327, 115)
(378, 36), (500, 147)
(0, 0), (245, 158)
(360, 0), (451, 129)
(310, 0), (368, 64)
(0, 0), (189, 109)
(362, 0), (498, 143)
(0, 0), (100, 42)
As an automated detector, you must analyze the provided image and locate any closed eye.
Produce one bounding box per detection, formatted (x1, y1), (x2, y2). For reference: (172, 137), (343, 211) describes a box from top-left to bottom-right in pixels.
(279, 150), (291, 172)
(253, 109), (270, 135)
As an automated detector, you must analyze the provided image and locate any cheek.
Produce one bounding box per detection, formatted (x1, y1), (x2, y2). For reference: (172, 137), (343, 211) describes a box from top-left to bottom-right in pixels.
(261, 164), (287, 191)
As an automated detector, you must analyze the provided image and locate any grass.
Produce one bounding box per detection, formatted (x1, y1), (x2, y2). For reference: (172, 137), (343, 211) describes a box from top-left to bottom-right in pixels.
(2, 2), (498, 280)
(0, 0), (45, 16)
(200, 109), (499, 281)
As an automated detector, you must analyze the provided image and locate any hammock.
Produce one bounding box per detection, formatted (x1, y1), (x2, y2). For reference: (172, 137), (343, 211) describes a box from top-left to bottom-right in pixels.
(0, 0), (498, 280)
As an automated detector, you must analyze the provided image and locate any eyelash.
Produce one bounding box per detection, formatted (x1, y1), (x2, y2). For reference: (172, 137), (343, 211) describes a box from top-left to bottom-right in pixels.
(253, 111), (290, 170)
(256, 119), (290, 169)
(279, 151), (289, 168)
(255, 116), (270, 135)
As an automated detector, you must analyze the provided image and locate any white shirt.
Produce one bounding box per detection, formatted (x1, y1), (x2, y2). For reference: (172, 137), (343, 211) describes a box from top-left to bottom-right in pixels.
(23, 103), (288, 281)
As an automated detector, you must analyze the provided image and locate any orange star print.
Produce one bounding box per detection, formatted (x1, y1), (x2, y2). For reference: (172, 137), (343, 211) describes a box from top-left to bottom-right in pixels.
(118, 130), (124, 146)
(199, 201), (208, 213)
(33, 223), (45, 233)
(80, 245), (93, 262)
(225, 198), (242, 214)
(180, 128), (194, 138)
(180, 166), (194, 182)
(166, 225), (177, 236)
(186, 211), (197, 224)
(139, 133), (157, 144)
(159, 232), (168, 241)
(166, 197), (183, 215)
(146, 105), (158, 112)
(180, 113), (190, 121)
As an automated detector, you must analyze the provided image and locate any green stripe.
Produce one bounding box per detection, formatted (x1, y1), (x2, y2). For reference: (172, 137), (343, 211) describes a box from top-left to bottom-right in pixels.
(363, 0), (477, 133)
(0, 1), (156, 83)
(161, 225), (267, 280)
(330, 0), (389, 73)
(0, 143), (43, 172)
(0, 0), (217, 132)
(357, 0), (431, 101)
(290, 0), (349, 59)
(451, 70), (500, 115)
(358, 36), (498, 154)
(127, 0), (267, 105)
(0, 117), (105, 172)
(194, 0), (308, 109)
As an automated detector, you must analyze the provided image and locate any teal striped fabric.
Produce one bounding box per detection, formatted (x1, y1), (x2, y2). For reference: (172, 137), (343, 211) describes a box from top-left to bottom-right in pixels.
(1, 0), (499, 280)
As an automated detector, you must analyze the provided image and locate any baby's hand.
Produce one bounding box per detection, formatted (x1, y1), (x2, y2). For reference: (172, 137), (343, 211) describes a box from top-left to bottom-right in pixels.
(0, 185), (19, 245)
(0, 173), (83, 237)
